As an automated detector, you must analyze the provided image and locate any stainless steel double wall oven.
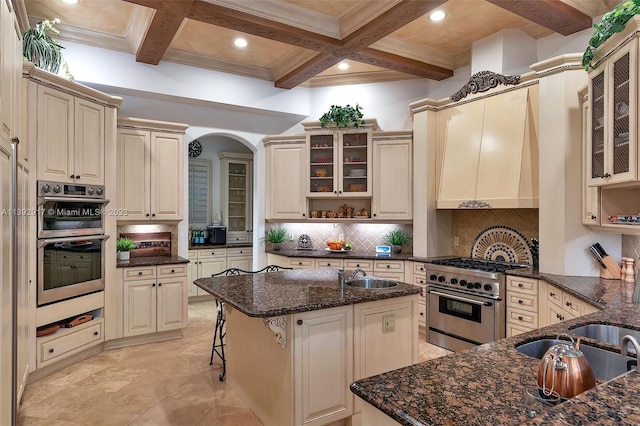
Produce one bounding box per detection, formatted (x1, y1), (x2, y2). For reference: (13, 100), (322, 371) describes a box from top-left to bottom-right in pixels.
(37, 181), (109, 306)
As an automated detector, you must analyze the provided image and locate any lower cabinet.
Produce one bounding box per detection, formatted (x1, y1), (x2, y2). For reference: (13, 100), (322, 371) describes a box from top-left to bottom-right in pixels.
(293, 305), (354, 426)
(37, 318), (104, 369)
(227, 246), (253, 270)
(410, 262), (427, 328)
(506, 276), (539, 337)
(538, 280), (599, 327)
(188, 247), (253, 299)
(374, 259), (405, 281)
(122, 264), (187, 337)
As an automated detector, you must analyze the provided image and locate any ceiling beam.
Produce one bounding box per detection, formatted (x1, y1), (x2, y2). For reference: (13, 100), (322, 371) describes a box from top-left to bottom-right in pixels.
(349, 48), (453, 81)
(275, 54), (343, 89)
(486, 0), (592, 36)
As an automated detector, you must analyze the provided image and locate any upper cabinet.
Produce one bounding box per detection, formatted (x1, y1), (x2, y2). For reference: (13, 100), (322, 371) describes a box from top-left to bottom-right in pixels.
(219, 152), (253, 243)
(587, 36), (637, 186)
(117, 118), (188, 221)
(371, 131), (412, 220)
(436, 85), (539, 209)
(264, 135), (307, 220)
(306, 124), (373, 198)
(0, 0), (22, 157)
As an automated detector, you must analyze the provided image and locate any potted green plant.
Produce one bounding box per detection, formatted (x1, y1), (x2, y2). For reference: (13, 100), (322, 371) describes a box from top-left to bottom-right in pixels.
(23, 19), (67, 76)
(319, 104), (365, 128)
(116, 237), (136, 261)
(383, 229), (410, 254)
(264, 227), (288, 251)
(582, 1), (640, 71)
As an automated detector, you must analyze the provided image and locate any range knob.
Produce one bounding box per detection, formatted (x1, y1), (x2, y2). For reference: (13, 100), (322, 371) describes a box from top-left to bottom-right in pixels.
(429, 274), (437, 281)
(53, 184), (61, 193)
(87, 187), (95, 195)
(96, 187), (103, 196)
(483, 284), (493, 291)
(460, 279), (467, 287)
(474, 282), (482, 289)
(450, 278), (458, 285)
(41, 184), (51, 193)
(438, 275), (446, 283)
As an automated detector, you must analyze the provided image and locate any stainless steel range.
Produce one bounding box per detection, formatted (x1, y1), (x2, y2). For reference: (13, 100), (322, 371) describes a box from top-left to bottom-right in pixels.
(425, 257), (529, 352)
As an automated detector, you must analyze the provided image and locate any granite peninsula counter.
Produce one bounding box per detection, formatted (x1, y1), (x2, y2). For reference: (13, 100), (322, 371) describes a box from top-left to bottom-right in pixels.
(351, 270), (640, 425)
(194, 267), (421, 426)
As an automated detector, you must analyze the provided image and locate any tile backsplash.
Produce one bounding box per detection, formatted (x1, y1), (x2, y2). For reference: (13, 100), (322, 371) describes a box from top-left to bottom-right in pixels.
(622, 235), (640, 277)
(451, 209), (539, 258)
(264, 223), (413, 254)
(117, 224), (178, 256)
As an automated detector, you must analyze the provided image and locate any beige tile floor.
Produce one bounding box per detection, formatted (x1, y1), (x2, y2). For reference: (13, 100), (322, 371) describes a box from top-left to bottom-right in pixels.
(19, 301), (451, 425)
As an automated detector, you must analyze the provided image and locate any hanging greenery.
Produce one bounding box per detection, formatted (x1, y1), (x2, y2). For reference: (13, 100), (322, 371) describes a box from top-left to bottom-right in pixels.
(23, 18), (73, 78)
(582, 0), (640, 71)
(319, 104), (365, 128)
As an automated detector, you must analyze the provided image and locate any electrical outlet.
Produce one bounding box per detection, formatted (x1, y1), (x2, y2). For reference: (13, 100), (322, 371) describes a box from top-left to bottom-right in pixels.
(453, 236), (460, 246)
(289, 232), (294, 241)
(338, 233), (344, 241)
(382, 314), (395, 333)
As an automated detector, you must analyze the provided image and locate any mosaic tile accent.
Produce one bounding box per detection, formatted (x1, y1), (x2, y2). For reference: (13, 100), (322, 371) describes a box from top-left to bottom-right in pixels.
(117, 224), (178, 256)
(264, 223), (413, 254)
(451, 209), (539, 257)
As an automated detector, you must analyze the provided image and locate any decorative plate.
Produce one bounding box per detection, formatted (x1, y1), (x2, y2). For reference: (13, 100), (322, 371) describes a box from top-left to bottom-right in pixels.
(188, 140), (202, 158)
(470, 226), (533, 264)
(297, 234), (313, 250)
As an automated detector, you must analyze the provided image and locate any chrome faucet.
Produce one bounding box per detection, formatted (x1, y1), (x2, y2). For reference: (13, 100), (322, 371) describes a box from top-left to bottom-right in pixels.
(338, 267), (345, 289)
(348, 269), (367, 281)
(620, 335), (640, 369)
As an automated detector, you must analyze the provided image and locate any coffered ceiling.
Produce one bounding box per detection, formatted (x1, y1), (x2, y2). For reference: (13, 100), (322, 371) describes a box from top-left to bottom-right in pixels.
(24, 0), (617, 89)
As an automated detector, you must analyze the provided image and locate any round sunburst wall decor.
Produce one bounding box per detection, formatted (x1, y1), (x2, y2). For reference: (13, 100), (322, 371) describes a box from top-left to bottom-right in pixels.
(470, 226), (533, 265)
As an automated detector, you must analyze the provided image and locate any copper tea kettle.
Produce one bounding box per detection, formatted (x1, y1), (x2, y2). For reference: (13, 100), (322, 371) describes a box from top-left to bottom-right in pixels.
(537, 334), (596, 399)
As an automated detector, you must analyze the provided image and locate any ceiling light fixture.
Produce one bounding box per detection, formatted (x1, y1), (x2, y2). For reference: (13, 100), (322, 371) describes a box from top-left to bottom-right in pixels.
(61, 0), (79, 4)
(234, 38), (248, 48)
(337, 62), (350, 71)
(429, 10), (446, 22)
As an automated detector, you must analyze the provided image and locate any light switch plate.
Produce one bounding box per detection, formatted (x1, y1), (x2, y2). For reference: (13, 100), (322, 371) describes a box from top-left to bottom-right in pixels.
(382, 314), (395, 333)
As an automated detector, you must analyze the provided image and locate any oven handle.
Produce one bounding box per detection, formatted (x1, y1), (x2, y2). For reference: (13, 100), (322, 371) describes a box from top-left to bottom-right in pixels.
(428, 289), (493, 306)
(38, 234), (110, 248)
(38, 196), (110, 206)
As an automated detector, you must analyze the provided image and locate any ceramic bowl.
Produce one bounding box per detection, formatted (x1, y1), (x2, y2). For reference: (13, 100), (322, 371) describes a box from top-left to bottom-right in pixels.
(315, 169), (327, 177)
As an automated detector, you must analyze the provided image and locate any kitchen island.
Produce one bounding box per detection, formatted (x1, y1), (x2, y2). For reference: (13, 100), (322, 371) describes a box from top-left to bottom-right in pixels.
(351, 271), (640, 425)
(194, 267), (421, 426)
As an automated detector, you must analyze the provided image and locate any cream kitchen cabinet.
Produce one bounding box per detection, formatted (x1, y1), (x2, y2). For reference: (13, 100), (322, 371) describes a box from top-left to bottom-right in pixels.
(505, 276), (539, 337)
(187, 248), (227, 298)
(587, 35), (637, 186)
(263, 135), (307, 220)
(374, 259), (405, 281)
(1, 0), (22, 158)
(122, 265), (188, 337)
(580, 87), (600, 225)
(372, 131), (412, 220)
(305, 122), (374, 198)
(344, 259), (374, 275)
(227, 246), (253, 270)
(315, 258), (344, 268)
(117, 118), (187, 221)
(408, 262), (427, 328)
(219, 153), (253, 243)
(36, 85), (105, 184)
(293, 305), (354, 426)
(538, 281), (599, 327)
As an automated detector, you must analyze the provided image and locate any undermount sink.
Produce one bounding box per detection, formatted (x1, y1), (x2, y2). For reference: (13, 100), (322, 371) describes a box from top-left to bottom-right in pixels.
(346, 278), (398, 289)
(570, 324), (640, 352)
(516, 338), (637, 381)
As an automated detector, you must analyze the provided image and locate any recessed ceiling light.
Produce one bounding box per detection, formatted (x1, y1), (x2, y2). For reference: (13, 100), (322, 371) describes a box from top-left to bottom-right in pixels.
(337, 62), (350, 71)
(61, 0), (78, 4)
(429, 10), (446, 22)
(234, 38), (248, 48)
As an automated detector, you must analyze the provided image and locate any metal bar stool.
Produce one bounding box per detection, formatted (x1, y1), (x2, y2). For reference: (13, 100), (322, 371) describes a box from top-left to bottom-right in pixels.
(209, 265), (292, 381)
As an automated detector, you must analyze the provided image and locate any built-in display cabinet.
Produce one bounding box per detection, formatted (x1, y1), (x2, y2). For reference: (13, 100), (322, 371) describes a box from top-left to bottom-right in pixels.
(219, 153), (253, 243)
(263, 120), (412, 222)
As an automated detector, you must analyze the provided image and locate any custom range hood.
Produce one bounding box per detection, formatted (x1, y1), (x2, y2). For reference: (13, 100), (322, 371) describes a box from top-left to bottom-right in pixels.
(436, 79), (539, 209)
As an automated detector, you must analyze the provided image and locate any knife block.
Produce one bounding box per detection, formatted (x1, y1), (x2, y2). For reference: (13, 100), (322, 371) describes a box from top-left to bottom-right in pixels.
(599, 256), (621, 280)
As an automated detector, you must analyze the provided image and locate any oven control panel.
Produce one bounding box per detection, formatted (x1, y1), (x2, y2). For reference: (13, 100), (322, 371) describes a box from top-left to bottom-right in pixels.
(426, 268), (501, 298)
(38, 180), (105, 199)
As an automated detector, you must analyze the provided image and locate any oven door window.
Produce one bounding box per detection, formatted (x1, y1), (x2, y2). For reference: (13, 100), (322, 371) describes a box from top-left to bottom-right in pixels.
(42, 239), (103, 291)
(40, 200), (106, 236)
(438, 297), (482, 323)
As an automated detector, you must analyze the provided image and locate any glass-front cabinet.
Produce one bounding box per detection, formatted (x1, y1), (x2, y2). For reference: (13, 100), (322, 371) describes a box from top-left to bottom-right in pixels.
(588, 39), (637, 186)
(219, 152), (253, 243)
(306, 127), (372, 198)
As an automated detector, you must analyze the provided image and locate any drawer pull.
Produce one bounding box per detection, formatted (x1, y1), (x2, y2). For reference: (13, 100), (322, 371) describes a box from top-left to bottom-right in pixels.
(518, 283), (523, 288)
(518, 316), (523, 321)
(356, 264), (360, 267)
(171, 269), (175, 273)
(419, 280), (425, 284)
(550, 292), (556, 297)
(297, 320), (303, 325)
(518, 300), (523, 304)
(49, 348), (54, 353)
(138, 272), (142, 276)
(566, 301), (572, 307)
(93, 331), (99, 336)
(386, 265), (390, 268)
(212, 252), (215, 255)
(420, 312), (424, 316)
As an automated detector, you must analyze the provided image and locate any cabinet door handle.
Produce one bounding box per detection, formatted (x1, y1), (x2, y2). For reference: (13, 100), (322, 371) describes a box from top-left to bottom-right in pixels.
(146, 213), (150, 217)
(603, 173), (611, 178)
(152, 283), (156, 287)
(158, 283), (162, 287)
(49, 348), (54, 353)
(566, 301), (572, 307)
(302, 213), (305, 217)
(550, 292), (555, 297)
(297, 319), (303, 325)
(420, 312), (424, 316)
(373, 213), (377, 217)
(171, 269), (175, 273)
(518, 316), (523, 321)
(93, 331), (99, 336)
(518, 283), (523, 288)
(70, 174), (76, 179)
(591, 215), (597, 220)
(518, 300), (523, 304)
(152, 213), (156, 217)
(138, 272), (143, 276)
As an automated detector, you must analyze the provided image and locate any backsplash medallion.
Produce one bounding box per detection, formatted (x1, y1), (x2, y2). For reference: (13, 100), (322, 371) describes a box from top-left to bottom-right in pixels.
(264, 223), (413, 254)
(451, 209), (539, 258)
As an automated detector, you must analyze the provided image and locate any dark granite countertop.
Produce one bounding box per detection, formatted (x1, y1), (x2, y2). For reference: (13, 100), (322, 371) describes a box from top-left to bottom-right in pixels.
(116, 255), (190, 268)
(189, 243), (252, 250)
(266, 248), (415, 261)
(193, 267), (420, 318)
(351, 271), (640, 425)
